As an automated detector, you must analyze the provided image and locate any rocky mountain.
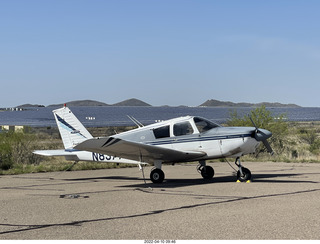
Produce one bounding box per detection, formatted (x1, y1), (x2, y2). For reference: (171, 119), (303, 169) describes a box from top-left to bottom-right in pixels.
(199, 99), (300, 108)
(112, 98), (151, 106)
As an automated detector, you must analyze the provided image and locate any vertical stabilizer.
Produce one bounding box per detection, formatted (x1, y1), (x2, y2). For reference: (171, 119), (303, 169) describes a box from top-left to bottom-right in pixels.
(53, 106), (93, 149)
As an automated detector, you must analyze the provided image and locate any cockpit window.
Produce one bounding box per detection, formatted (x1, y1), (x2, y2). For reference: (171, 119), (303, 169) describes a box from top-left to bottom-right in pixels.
(153, 125), (170, 139)
(194, 117), (220, 133)
(173, 122), (194, 136)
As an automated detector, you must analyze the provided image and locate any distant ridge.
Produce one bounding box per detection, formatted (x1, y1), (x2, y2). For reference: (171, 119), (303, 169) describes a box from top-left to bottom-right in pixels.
(15, 98), (301, 108)
(199, 99), (300, 108)
(47, 98), (151, 107)
(17, 104), (45, 108)
(48, 100), (109, 107)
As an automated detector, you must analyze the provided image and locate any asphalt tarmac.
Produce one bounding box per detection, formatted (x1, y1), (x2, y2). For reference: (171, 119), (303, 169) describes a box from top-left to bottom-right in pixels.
(1, 161), (320, 240)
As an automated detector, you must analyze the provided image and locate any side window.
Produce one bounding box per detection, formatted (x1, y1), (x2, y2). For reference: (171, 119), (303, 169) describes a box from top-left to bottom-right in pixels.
(173, 122), (194, 136)
(153, 125), (170, 139)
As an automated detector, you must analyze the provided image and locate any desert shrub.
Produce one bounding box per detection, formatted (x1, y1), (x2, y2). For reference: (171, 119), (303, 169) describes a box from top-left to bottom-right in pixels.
(0, 131), (40, 170)
(299, 128), (320, 154)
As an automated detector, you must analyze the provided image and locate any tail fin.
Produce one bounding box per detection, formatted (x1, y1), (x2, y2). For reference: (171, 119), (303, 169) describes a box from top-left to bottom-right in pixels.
(53, 106), (93, 149)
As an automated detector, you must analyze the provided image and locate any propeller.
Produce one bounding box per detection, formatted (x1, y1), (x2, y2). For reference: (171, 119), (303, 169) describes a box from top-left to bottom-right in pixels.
(250, 117), (274, 155)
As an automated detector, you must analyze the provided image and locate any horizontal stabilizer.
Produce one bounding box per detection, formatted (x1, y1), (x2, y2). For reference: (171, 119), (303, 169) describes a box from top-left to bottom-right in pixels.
(33, 149), (146, 165)
(33, 150), (75, 157)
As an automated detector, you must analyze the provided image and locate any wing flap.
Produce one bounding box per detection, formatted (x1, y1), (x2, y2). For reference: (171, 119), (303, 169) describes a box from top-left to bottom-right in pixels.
(75, 137), (206, 163)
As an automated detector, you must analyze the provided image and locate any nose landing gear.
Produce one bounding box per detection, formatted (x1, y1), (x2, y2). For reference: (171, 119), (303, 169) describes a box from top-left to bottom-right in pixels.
(235, 157), (251, 182)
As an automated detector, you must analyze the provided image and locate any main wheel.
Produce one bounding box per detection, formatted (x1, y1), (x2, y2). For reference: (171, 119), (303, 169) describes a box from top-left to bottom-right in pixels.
(237, 167), (251, 182)
(150, 168), (165, 183)
(201, 166), (214, 179)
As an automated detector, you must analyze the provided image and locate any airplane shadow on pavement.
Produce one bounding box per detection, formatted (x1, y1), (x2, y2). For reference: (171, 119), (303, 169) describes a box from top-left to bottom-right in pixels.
(120, 172), (318, 189)
(58, 171), (319, 189)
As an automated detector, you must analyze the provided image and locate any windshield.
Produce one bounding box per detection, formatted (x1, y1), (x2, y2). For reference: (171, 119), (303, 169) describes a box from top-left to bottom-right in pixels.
(193, 117), (220, 133)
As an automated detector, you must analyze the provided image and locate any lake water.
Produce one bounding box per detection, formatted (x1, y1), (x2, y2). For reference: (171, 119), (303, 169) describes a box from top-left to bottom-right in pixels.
(1, 106), (320, 127)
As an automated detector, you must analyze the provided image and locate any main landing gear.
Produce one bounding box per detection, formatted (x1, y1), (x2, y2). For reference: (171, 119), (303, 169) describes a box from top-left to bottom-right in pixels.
(197, 160), (215, 180)
(149, 161), (166, 183)
(150, 168), (165, 184)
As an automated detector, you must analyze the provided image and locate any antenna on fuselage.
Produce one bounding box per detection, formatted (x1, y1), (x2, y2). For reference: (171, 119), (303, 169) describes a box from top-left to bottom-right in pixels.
(127, 115), (144, 128)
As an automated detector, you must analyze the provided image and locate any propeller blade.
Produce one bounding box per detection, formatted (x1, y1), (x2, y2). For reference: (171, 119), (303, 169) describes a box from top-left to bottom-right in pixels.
(263, 140), (274, 156)
(249, 117), (258, 130)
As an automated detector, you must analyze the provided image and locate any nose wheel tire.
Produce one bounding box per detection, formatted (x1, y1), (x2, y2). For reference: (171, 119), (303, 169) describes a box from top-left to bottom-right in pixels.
(200, 166), (214, 179)
(150, 168), (165, 183)
(237, 167), (251, 182)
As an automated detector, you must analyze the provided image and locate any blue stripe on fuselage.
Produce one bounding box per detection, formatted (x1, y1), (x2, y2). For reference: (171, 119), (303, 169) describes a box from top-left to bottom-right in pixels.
(146, 133), (253, 146)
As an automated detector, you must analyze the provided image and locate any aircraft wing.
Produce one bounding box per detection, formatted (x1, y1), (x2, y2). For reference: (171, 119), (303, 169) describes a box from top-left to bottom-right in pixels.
(75, 137), (206, 163)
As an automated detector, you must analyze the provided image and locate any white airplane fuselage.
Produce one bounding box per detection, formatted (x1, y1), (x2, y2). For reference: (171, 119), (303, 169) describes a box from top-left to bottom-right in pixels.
(109, 116), (264, 163)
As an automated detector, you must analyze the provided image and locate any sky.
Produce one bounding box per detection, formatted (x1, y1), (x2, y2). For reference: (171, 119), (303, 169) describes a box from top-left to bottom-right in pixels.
(1, 0), (320, 107)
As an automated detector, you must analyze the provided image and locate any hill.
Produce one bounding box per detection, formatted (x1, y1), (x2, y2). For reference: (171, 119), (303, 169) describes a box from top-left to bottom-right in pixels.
(199, 99), (300, 108)
(17, 104), (45, 108)
(48, 100), (109, 107)
(48, 98), (151, 107)
(112, 98), (151, 106)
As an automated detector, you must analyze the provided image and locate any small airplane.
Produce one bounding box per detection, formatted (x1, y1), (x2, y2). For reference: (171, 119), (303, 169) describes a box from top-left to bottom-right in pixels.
(34, 105), (273, 184)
